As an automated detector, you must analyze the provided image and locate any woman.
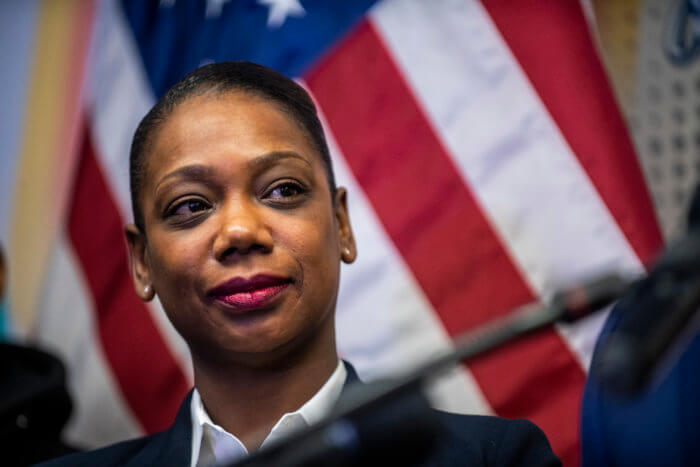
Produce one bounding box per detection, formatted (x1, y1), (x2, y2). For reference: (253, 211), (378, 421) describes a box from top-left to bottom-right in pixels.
(41, 62), (559, 466)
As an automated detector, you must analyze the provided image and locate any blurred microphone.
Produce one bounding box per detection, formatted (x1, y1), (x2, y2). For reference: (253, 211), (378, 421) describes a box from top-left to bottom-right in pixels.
(226, 187), (700, 465)
(229, 274), (630, 467)
(595, 187), (700, 396)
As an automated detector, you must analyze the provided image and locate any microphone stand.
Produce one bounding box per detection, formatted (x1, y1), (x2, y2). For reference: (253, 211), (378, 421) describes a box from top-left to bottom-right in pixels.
(228, 274), (630, 467)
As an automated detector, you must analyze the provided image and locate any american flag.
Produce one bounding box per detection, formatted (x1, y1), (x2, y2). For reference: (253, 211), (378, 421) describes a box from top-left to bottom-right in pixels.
(4, 1), (663, 466)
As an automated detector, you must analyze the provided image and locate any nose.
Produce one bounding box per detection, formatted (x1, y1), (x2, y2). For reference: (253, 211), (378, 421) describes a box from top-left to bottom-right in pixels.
(213, 198), (273, 262)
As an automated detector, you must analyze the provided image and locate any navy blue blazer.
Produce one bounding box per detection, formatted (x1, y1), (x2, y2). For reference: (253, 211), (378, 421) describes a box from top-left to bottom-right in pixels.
(38, 364), (560, 466)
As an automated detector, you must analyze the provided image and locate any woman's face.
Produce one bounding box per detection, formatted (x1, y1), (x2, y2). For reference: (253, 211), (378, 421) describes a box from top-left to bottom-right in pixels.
(126, 92), (355, 367)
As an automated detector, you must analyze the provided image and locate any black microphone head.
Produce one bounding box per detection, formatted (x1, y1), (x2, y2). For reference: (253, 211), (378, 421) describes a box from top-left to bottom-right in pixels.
(595, 333), (647, 395)
(593, 256), (700, 397)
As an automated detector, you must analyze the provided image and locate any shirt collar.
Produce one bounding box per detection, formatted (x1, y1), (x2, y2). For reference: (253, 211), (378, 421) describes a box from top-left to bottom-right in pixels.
(190, 360), (347, 467)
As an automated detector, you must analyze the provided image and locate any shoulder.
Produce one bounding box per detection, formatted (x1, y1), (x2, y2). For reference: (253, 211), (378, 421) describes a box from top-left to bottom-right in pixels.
(33, 432), (165, 467)
(428, 411), (561, 467)
(35, 390), (194, 466)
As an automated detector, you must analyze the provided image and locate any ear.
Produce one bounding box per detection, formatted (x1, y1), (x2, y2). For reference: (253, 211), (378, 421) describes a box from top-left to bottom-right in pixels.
(334, 187), (357, 264)
(125, 223), (155, 301)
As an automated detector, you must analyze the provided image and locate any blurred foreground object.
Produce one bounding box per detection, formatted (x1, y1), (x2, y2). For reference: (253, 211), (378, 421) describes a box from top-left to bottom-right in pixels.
(581, 186), (700, 467)
(0, 244), (77, 465)
(233, 276), (625, 467)
(0, 343), (77, 466)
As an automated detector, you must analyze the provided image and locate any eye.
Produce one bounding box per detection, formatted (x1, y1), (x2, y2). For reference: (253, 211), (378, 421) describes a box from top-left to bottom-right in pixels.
(165, 198), (212, 221)
(264, 181), (308, 203)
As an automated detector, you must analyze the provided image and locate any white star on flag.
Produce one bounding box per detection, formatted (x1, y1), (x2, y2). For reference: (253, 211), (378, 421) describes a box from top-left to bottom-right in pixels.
(257, 0), (306, 28)
(205, 0), (231, 18)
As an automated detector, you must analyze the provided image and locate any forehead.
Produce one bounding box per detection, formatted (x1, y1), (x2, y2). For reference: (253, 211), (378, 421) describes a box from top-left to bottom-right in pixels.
(144, 92), (319, 182)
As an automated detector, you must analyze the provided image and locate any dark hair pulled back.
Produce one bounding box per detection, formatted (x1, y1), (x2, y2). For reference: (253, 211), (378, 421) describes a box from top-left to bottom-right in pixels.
(129, 61), (336, 232)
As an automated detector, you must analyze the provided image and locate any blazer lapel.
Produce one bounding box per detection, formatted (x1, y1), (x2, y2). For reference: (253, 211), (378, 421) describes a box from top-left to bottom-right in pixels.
(127, 390), (194, 466)
(125, 363), (360, 466)
(341, 360), (363, 395)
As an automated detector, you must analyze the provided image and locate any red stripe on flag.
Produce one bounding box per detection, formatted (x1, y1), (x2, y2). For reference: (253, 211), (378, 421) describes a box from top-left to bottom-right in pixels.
(482, 0), (664, 264)
(306, 21), (583, 466)
(67, 124), (190, 434)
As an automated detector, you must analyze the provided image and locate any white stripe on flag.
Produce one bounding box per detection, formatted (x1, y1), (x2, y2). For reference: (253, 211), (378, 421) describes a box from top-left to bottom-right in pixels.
(370, 0), (644, 369)
(87, 0), (153, 222)
(87, 0), (193, 378)
(35, 235), (143, 447)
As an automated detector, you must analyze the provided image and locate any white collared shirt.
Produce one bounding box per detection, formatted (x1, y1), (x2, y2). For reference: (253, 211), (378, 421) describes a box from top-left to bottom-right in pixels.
(190, 361), (347, 467)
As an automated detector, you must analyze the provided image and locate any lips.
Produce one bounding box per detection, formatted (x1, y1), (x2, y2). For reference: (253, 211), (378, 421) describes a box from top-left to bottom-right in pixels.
(208, 274), (291, 310)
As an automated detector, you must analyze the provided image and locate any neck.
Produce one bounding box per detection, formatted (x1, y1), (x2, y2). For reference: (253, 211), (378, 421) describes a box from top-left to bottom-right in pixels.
(191, 328), (338, 451)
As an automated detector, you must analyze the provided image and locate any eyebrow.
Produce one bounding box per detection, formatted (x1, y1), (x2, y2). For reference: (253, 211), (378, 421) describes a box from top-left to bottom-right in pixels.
(154, 151), (312, 192)
(154, 165), (216, 194)
(245, 151), (312, 171)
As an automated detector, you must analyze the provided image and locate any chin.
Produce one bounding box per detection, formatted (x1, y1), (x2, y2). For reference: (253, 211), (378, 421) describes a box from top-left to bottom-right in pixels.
(185, 302), (335, 369)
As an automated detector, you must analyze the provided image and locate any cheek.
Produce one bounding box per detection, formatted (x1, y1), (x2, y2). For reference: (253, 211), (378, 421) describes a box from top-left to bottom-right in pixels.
(282, 211), (340, 301)
(148, 239), (212, 345)
(280, 205), (338, 259)
(148, 235), (205, 303)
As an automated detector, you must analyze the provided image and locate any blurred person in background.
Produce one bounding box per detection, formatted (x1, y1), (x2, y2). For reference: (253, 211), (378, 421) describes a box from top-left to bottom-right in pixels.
(0, 243), (77, 466)
(581, 186), (700, 467)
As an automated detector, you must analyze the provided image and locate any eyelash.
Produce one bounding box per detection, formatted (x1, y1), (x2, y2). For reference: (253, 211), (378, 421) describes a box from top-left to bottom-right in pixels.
(263, 180), (309, 204)
(164, 197), (212, 223)
(163, 181), (308, 224)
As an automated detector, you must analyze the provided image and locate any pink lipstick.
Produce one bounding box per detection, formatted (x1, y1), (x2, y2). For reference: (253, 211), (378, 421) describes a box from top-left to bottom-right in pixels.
(208, 274), (291, 310)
